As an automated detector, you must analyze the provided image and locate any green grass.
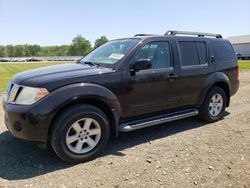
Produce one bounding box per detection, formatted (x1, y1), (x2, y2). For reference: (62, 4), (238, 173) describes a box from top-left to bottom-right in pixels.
(0, 62), (73, 92)
(239, 60), (250, 70)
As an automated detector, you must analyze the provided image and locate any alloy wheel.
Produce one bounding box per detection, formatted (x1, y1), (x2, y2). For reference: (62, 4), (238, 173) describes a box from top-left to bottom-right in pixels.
(66, 118), (101, 154)
(209, 93), (224, 117)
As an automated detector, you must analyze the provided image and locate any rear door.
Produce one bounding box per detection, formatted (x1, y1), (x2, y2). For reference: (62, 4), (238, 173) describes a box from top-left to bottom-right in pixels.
(176, 39), (215, 106)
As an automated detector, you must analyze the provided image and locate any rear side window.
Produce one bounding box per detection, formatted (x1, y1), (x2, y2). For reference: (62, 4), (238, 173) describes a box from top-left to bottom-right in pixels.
(196, 42), (207, 64)
(213, 41), (236, 63)
(179, 41), (207, 66)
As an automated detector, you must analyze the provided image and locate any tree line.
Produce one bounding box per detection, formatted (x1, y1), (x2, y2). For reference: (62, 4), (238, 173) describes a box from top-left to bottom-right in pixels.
(0, 35), (108, 57)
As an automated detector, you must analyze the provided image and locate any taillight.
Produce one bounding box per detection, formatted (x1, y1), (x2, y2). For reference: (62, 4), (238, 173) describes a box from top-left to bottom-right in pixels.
(237, 64), (239, 80)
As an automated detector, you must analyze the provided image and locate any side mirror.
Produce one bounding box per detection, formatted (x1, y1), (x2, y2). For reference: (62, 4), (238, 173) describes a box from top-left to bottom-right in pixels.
(133, 59), (152, 71)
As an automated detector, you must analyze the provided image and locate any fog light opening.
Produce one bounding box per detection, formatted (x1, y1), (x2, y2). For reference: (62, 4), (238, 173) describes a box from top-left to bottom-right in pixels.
(14, 122), (22, 132)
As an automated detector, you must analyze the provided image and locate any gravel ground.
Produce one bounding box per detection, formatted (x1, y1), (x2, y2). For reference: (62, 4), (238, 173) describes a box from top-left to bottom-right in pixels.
(0, 72), (249, 188)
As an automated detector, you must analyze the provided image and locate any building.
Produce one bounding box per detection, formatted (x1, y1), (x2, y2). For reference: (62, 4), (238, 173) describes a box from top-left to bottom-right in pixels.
(228, 35), (250, 60)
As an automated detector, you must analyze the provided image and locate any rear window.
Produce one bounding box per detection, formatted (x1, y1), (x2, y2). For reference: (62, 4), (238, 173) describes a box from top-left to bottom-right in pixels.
(213, 41), (236, 63)
(179, 42), (200, 66)
(179, 41), (207, 66)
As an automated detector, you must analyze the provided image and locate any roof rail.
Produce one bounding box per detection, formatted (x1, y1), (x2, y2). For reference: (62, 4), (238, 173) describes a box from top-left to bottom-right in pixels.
(134, 34), (159, 37)
(165, 30), (223, 38)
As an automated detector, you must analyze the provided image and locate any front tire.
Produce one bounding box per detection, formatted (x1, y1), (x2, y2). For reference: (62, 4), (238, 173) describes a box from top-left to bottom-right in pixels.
(51, 104), (110, 163)
(199, 86), (227, 122)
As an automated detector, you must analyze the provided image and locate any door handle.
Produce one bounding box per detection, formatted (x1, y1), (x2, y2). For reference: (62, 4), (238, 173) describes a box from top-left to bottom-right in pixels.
(168, 74), (178, 80)
(211, 55), (215, 64)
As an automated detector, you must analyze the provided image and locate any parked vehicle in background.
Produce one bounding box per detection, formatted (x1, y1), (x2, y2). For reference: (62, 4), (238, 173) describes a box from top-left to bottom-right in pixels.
(0, 58), (9, 62)
(2, 31), (239, 163)
(26, 58), (41, 62)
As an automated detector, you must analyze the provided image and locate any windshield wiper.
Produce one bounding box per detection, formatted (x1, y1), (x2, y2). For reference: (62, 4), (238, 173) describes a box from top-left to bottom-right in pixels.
(81, 61), (100, 67)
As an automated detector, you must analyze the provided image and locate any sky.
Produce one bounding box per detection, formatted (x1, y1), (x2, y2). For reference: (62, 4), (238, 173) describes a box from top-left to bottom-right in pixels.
(0, 0), (250, 46)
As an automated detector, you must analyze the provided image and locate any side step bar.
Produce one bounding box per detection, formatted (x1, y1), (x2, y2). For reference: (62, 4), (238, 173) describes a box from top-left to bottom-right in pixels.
(119, 108), (199, 132)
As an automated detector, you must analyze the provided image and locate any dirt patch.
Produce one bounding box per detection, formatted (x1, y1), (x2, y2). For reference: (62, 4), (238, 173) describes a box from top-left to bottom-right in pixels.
(0, 72), (249, 188)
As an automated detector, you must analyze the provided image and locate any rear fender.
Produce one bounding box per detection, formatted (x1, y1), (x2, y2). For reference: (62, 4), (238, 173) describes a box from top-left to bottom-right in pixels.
(198, 72), (231, 106)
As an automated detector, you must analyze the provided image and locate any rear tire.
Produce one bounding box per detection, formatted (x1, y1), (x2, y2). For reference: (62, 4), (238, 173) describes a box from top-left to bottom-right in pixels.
(199, 86), (227, 122)
(51, 104), (110, 163)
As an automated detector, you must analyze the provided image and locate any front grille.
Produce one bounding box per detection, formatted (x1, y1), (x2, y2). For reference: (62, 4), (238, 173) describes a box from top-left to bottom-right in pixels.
(5, 82), (22, 104)
(6, 82), (14, 94)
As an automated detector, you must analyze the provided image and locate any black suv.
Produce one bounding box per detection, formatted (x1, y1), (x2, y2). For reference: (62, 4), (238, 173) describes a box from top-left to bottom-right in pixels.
(2, 31), (239, 163)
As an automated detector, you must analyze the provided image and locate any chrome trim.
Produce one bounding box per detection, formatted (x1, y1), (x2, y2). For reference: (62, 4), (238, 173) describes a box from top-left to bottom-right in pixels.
(4, 82), (22, 104)
(8, 84), (19, 103)
(119, 109), (199, 132)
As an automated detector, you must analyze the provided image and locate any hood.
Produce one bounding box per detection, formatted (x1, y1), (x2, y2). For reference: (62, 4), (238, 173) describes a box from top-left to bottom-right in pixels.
(12, 63), (114, 91)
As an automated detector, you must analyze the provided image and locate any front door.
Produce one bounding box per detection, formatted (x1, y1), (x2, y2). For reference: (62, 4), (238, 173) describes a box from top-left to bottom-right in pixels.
(124, 41), (179, 117)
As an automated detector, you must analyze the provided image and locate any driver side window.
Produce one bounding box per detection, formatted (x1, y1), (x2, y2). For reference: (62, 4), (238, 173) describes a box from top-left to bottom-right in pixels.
(135, 41), (171, 69)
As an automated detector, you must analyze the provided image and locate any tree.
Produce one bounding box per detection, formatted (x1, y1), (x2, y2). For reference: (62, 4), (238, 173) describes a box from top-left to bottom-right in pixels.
(24, 45), (31, 57)
(27, 45), (41, 56)
(68, 35), (92, 56)
(5, 45), (15, 57)
(0, 46), (8, 57)
(14, 45), (25, 57)
(94, 36), (108, 49)
(1, 35), (107, 57)
(57, 45), (70, 56)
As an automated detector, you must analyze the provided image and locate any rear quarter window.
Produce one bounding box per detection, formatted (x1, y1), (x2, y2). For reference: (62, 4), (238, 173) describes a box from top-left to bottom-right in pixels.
(196, 42), (207, 64)
(213, 41), (237, 63)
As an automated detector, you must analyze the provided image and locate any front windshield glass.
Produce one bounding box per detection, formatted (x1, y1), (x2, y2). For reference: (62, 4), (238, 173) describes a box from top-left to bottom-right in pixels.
(80, 39), (140, 66)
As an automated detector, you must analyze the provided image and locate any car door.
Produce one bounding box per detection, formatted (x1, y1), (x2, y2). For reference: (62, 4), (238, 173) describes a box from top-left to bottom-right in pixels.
(176, 39), (215, 106)
(124, 40), (180, 117)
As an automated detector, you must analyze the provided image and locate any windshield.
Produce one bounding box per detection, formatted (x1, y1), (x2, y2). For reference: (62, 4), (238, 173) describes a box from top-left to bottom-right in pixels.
(80, 39), (140, 67)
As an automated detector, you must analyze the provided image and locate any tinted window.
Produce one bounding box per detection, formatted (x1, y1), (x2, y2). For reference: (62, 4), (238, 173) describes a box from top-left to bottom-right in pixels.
(179, 42), (199, 66)
(135, 42), (171, 69)
(213, 41), (236, 63)
(196, 42), (207, 64)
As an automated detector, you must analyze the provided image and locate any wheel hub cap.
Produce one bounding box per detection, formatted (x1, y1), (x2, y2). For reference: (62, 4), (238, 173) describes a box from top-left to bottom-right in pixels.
(209, 93), (223, 117)
(66, 118), (101, 154)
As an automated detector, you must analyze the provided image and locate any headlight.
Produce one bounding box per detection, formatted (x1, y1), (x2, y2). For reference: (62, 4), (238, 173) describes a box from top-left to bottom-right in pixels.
(15, 86), (49, 105)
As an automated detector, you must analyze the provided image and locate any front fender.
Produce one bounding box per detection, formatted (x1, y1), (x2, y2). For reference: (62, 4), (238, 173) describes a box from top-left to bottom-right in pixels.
(48, 83), (122, 118)
(27, 83), (121, 141)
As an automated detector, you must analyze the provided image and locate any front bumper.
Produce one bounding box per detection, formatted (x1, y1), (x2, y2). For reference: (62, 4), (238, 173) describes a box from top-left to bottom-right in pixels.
(2, 96), (50, 143)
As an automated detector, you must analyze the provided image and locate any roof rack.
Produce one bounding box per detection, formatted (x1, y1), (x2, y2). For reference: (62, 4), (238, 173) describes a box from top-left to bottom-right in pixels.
(134, 34), (159, 37)
(165, 30), (223, 38)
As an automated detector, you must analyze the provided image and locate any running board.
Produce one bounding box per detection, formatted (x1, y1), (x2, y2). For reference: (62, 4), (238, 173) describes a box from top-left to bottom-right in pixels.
(119, 108), (199, 132)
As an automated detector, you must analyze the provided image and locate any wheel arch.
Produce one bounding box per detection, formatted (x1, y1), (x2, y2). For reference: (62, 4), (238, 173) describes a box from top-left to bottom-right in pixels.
(199, 72), (231, 107)
(211, 82), (230, 107)
(46, 83), (121, 144)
